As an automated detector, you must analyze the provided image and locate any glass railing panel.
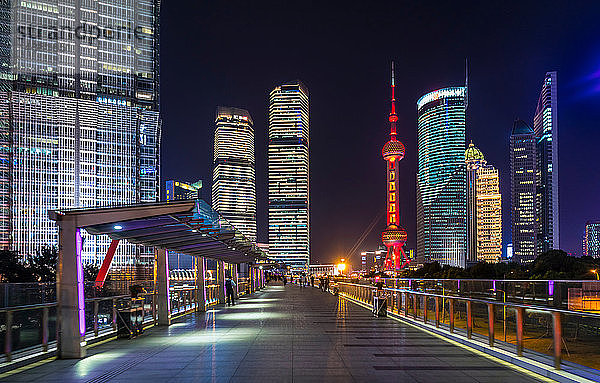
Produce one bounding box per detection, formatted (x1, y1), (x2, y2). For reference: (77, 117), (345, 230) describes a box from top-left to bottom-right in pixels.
(561, 312), (600, 370)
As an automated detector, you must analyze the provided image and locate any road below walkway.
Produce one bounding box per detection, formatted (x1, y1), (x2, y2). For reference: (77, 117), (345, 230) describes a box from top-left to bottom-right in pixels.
(0, 283), (549, 382)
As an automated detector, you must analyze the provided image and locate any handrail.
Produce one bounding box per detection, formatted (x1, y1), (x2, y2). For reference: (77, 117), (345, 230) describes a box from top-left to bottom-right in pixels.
(336, 281), (600, 372)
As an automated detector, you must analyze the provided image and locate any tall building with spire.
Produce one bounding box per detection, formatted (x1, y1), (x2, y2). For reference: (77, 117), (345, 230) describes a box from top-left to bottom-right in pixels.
(534, 71), (559, 254)
(416, 87), (467, 267)
(0, 1), (161, 266)
(212, 107), (256, 242)
(510, 119), (537, 263)
(268, 81), (309, 269)
(465, 143), (502, 263)
(381, 63), (409, 270)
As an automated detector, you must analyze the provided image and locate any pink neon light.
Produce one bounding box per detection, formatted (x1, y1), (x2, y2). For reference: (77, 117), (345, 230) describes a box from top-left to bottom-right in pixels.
(76, 229), (86, 336)
(165, 249), (171, 313)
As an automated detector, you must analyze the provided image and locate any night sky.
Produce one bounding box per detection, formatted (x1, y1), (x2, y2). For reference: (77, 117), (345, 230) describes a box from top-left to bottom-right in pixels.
(160, 1), (600, 265)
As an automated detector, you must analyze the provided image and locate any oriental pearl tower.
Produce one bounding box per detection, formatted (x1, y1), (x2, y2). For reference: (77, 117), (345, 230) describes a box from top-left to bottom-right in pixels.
(381, 62), (410, 271)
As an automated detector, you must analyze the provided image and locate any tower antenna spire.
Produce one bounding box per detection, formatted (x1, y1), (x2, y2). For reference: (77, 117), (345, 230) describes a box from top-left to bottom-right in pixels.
(465, 58), (469, 110)
(389, 61), (398, 138)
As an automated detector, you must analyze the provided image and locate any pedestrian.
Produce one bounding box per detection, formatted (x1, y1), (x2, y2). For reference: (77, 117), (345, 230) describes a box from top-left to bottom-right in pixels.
(225, 276), (236, 306)
(324, 275), (330, 292)
(283, 275), (287, 286)
(310, 275), (314, 287)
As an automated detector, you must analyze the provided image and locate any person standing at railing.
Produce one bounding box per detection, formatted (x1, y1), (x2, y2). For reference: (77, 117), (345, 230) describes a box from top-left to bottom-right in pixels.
(225, 276), (236, 306)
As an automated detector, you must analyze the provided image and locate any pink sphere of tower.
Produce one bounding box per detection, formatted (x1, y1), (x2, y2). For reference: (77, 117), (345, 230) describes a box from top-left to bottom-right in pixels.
(382, 140), (405, 161)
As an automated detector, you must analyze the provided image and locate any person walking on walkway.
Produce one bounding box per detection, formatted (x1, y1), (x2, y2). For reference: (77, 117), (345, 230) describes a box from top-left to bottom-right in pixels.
(225, 276), (236, 306)
(324, 275), (330, 292)
(283, 275), (287, 286)
(310, 275), (314, 287)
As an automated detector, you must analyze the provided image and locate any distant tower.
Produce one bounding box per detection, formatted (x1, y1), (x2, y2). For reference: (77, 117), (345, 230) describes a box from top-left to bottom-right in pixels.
(381, 63), (409, 270)
(584, 222), (600, 258)
(212, 107), (257, 242)
(534, 72), (559, 254)
(465, 142), (502, 264)
(510, 119), (537, 263)
(268, 81), (310, 270)
(416, 86), (467, 267)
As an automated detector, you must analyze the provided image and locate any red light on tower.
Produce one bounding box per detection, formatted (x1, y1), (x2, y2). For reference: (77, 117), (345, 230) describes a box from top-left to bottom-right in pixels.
(381, 62), (410, 271)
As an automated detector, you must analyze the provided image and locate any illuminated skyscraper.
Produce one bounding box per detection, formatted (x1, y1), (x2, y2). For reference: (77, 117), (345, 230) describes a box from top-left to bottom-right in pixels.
(416, 87), (467, 267)
(584, 222), (600, 258)
(465, 143), (502, 263)
(0, 1), (161, 266)
(510, 119), (537, 262)
(268, 81), (309, 269)
(212, 107), (256, 242)
(534, 71), (559, 254)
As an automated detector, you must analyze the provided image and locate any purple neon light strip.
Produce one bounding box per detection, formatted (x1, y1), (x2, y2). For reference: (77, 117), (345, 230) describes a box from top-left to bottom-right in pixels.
(76, 229), (86, 336)
(165, 249), (171, 313)
(548, 280), (554, 296)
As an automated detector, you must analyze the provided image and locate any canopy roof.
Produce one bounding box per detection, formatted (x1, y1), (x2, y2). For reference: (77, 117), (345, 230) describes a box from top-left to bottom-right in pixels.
(49, 199), (266, 264)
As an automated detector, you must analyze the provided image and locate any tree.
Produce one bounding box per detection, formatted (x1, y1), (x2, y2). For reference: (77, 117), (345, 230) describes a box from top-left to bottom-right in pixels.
(0, 250), (35, 282)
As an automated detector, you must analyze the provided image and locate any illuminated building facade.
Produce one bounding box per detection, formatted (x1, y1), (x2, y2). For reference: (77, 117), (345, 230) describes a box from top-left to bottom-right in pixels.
(381, 63), (409, 270)
(465, 143), (502, 263)
(584, 222), (600, 258)
(0, 0), (161, 266)
(212, 107), (256, 242)
(166, 180), (202, 201)
(416, 87), (467, 267)
(534, 72), (559, 254)
(268, 81), (309, 269)
(510, 119), (537, 263)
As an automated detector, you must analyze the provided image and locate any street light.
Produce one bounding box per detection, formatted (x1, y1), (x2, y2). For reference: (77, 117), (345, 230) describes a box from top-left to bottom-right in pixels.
(591, 269), (599, 280)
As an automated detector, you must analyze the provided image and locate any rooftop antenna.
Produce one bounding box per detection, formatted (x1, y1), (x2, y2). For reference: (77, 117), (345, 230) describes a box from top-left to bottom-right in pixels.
(465, 58), (469, 110)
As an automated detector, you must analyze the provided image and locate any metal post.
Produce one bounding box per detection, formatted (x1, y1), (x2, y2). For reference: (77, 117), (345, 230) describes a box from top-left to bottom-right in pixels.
(4, 310), (12, 362)
(449, 298), (455, 333)
(56, 218), (86, 358)
(42, 307), (49, 352)
(516, 307), (524, 356)
(412, 294), (417, 319)
(466, 300), (472, 339)
(487, 303), (495, 347)
(423, 296), (428, 323)
(155, 248), (170, 326)
(94, 300), (99, 337)
(404, 292), (409, 317)
(552, 312), (562, 369)
(435, 296), (440, 328)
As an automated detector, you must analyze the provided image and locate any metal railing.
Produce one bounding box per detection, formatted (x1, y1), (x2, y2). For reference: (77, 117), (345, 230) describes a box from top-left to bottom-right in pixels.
(337, 282), (600, 372)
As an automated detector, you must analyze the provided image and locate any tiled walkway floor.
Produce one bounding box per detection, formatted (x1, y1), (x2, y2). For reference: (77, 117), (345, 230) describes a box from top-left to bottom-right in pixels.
(2, 284), (548, 382)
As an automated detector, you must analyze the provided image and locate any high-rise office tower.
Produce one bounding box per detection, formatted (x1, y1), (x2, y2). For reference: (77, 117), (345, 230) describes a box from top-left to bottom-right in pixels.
(510, 119), (537, 263)
(0, 1), (161, 266)
(534, 71), (559, 254)
(268, 81), (310, 269)
(416, 87), (467, 267)
(584, 222), (600, 258)
(212, 107), (256, 242)
(465, 143), (502, 263)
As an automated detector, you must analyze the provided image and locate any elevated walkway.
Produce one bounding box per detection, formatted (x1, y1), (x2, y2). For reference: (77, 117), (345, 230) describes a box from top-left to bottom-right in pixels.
(0, 284), (551, 382)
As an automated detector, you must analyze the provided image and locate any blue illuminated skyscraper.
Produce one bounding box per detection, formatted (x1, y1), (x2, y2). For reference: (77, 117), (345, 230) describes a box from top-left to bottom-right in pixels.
(416, 87), (467, 267)
(534, 71), (559, 254)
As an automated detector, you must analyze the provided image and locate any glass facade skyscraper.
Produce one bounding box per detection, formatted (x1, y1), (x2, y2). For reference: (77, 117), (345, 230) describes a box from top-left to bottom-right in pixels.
(534, 71), (559, 254)
(584, 221), (600, 258)
(268, 81), (309, 269)
(510, 119), (537, 263)
(0, 0), (161, 266)
(212, 107), (256, 242)
(416, 87), (467, 267)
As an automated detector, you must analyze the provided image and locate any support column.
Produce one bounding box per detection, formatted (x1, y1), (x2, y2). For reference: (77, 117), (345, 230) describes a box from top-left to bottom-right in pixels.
(155, 248), (170, 326)
(217, 260), (226, 304)
(57, 218), (86, 358)
(195, 257), (206, 312)
(249, 266), (255, 294)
